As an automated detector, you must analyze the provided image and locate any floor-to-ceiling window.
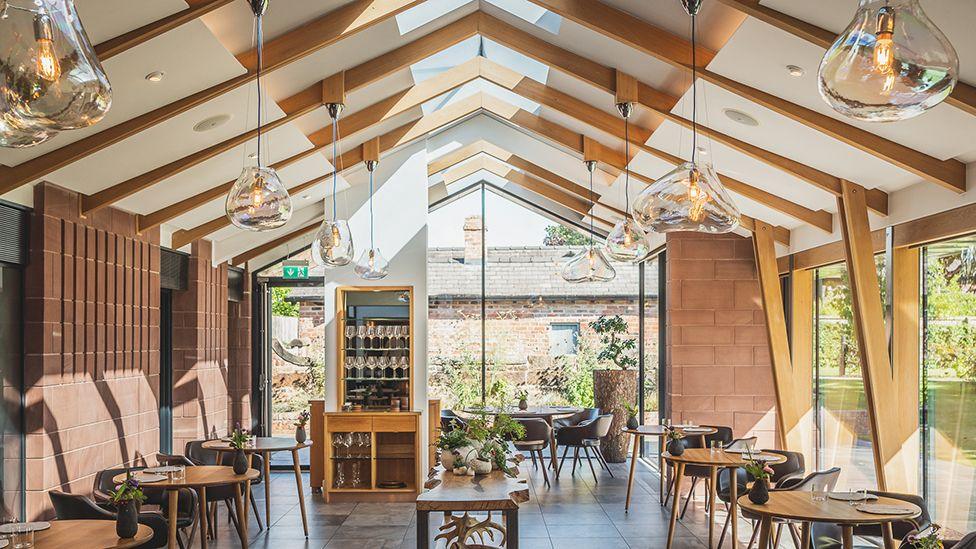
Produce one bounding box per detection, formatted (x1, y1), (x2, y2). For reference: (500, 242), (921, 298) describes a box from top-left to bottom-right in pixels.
(921, 237), (976, 531)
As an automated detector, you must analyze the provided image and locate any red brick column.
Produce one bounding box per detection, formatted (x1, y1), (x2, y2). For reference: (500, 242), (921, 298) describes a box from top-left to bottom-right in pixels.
(227, 272), (252, 430)
(23, 183), (161, 519)
(666, 232), (777, 447)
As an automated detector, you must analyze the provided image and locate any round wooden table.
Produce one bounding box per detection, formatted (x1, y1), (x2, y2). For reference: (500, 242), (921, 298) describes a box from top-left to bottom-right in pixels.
(739, 491), (922, 549)
(664, 449), (786, 549)
(622, 425), (718, 509)
(463, 407), (582, 471)
(202, 437), (313, 537)
(34, 520), (152, 548)
(114, 465), (259, 549)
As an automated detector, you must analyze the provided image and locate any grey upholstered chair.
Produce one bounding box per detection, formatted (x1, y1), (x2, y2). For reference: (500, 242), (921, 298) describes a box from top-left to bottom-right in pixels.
(555, 413), (613, 482)
(513, 417), (552, 487)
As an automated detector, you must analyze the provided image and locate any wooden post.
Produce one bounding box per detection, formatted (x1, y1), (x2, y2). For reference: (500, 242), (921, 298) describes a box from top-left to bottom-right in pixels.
(788, 267), (815, 464)
(310, 399), (325, 492)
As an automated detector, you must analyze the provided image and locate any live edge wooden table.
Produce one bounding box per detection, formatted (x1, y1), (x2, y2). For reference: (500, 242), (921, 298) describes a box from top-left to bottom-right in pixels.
(115, 465), (259, 549)
(202, 437), (313, 537)
(35, 520), (152, 548)
(463, 406), (582, 471)
(664, 449), (785, 549)
(622, 425), (718, 510)
(416, 465), (530, 549)
(739, 491), (922, 549)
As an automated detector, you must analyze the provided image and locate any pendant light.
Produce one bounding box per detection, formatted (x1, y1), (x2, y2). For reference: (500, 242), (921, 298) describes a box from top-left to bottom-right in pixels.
(225, 0), (292, 231)
(819, 0), (958, 122)
(632, 0), (739, 234)
(354, 160), (389, 280)
(0, 0), (111, 146)
(604, 102), (651, 263)
(312, 103), (355, 267)
(561, 161), (616, 283)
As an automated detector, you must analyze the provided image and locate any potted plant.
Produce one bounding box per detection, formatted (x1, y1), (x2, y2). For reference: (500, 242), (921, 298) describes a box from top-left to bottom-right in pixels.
(229, 429), (252, 474)
(906, 525), (944, 549)
(435, 422), (470, 470)
(294, 410), (310, 444)
(516, 389), (529, 411)
(590, 315), (639, 462)
(458, 412), (525, 477)
(665, 427), (685, 457)
(620, 402), (638, 430)
(109, 476), (147, 539)
(744, 459), (775, 504)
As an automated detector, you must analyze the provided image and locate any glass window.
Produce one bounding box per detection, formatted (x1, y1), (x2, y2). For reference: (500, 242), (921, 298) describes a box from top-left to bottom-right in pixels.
(549, 323), (580, 357)
(641, 255), (662, 459)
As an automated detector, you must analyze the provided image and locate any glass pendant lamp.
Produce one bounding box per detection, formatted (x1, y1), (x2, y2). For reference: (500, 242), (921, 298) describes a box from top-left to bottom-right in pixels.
(312, 103), (355, 267)
(632, 1), (739, 234)
(561, 161), (616, 283)
(225, 0), (292, 231)
(0, 0), (111, 138)
(354, 160), (389, 280)
(604, 102), (651, 263)
(819, 0), (958, 122)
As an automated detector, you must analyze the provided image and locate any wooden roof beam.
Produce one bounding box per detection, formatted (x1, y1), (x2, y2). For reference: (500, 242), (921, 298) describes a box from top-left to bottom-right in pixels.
(231, 219), (321, 266)
(93, 0), (235, 60)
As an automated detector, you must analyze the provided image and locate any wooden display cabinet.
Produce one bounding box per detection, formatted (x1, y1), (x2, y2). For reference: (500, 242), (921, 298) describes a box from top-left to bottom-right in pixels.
(322, 411), (421, 502)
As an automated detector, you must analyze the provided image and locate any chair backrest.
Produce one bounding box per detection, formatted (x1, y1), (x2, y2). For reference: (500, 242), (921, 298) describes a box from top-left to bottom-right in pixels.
(514, 418), (551, 442)
(762, 449), (805, 486)
(567, 408), (600, 426)
(857, 491), (931, 540)
(953, 531), (976, 549)
(786, 468), (841, 492)
(726, 437), (758, 452)
(49, 491), (114, 520)
(440, 411), (467, 433)
(185, 439), (221, 465)
(685, 425), (732, 450)
(591, 414), (614, 438)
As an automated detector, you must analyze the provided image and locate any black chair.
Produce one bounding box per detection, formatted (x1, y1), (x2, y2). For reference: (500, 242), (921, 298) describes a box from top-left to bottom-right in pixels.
(764, 450), (805, 488)
(853, 491), (930, 542)
(440, 410), (467, 432)
(49, 490), (168, 549)
(715, 450), (805, 547)
(552, 408), (599, 431)
(555, 414), (613, 482)
(739, 467), (842, 549)
(948, 531), (976, 549)
(513, 418), (552, 487)
(93, 467), (198, 548)
(675, 426), (735, 519)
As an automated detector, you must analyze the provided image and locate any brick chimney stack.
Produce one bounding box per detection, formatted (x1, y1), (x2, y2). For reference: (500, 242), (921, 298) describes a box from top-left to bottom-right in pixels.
(463, 215), (483, 264)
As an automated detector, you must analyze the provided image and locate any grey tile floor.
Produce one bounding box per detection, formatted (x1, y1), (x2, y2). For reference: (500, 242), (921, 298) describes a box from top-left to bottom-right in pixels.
(204, 457), (760, 549)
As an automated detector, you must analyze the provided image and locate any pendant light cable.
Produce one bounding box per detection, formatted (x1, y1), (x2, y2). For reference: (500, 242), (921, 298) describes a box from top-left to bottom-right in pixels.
(255, 12), (264, 168)
(690, 12), (697, 165)
(369, 169), (375, 251)
(588, 166), (595, 248)
(331, 116), (338, 221)
(624, 116), (631, 216)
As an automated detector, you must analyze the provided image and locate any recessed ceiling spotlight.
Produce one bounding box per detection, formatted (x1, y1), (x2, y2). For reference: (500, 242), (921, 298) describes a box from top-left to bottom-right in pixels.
(145, 71), (165, 83)
(786, 65), (805, 77)
(723, 108), (759, 127)
(192, 114), (232, 132)
(696, 146), (708, 155)
(247, 152), (258, 159)
(301, 194), (311, 200)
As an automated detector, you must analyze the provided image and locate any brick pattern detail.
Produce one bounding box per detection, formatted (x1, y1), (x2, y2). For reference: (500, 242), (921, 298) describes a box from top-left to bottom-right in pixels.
(170, 240), (229, 454)
(666, 232), (777, 447)
(24, 183), (161, 519)
(228, 273), (252, 429)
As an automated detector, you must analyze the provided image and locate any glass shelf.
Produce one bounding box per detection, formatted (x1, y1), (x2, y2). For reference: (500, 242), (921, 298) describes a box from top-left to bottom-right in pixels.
(343, 377), (409, 382)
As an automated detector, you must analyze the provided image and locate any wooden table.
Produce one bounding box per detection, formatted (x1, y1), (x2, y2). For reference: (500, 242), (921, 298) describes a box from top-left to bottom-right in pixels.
(664, 449), (786, 549)
(417, 465), (530, 549)
(622, 425), (718, 509)
(463, 406), (582, 471)
(34, 520), (152, 548)
(202, 437), (312, 536)
(114, 465), (259, 549)
(739, 491), (922, 549)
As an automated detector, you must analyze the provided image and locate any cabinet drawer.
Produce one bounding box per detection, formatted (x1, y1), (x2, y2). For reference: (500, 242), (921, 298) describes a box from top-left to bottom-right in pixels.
(373, 415), (417, 433)
(327, 416), (373, 432)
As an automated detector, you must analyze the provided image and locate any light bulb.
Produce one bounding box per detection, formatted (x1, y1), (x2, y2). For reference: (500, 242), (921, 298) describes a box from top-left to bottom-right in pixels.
(225, 166), (292, 230)
(355, 248), (389, 280)
(312, 219), (354, 267)
(633, 161), (739, 234)
(687, 175), (707, 223)
(818, 0), (957, 122)
(33, 13), (60, 81)
(604, 218), (651, 263)
(561, 246), (616, 283)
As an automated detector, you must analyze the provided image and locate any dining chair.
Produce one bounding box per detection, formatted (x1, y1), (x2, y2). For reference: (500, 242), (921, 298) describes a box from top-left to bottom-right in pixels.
(948, 531), (976, 549)
(763, 450), (805, 488)
(93, 467), (198, 547)
(555, 413), (613, 482)
(674, 425), (734, 519)
(737, 467), (842, 549)
(185, 440), (264, 531)
(440, 410), (467, 432)
(48, 490), (169, 549)
(512, 418), (552, 487)
(853, 491), (930, 542)
(552, 408), (599, 431)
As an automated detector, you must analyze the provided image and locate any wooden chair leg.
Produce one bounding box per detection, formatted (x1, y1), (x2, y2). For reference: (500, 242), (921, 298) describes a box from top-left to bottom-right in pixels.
(773, 523), (783, 549)
(788, 523), (802, 549)
(530, 451), (538, 469)
(746, 519), (760, 549)
(571, 447), (579, 477)
(208, 501), (217, 539)
(557, 446), (570, 478)
(582, 447), (599, 483)
(185, 519), (197, 548)
(719, 502), (731, 548)
(537, 450), (550, 487)
(680, 477), (699, 519)
(250, 490), (264, 530)
(225, 500), (240, 532)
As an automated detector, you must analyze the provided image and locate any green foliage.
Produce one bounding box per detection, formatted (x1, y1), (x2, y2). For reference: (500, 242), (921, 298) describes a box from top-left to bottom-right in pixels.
(555, 337), (599, 406)
(623, 402), (638, 418)
(926, 255), (976, 382)
(543, 225), (590, 246)
(435, 423), (470, 451)
(229, 429), (252, 450)
(429, 354), (483, 409)
(271, 287), (299, 317)
(590, 315), (638, 370)
(744, 459), (774, 481)
(110, 477), (148, 505)
(294, 410), (310, 429)
(515, 388), (528, 401)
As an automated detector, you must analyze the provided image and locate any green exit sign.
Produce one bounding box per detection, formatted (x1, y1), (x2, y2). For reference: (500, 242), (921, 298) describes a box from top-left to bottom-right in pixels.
(282, 260), (309, 280)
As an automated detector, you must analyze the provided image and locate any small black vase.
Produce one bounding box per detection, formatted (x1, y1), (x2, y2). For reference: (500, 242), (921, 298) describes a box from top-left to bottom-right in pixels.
(233, 450), (248, 475)
(295, 426), (307, 444)
(749, 478), (770, 504)
(518, 398), (528, 411)
(116, 500), (139, 539)
(627, 416), (639, 430)
(666, 438), (684, 456)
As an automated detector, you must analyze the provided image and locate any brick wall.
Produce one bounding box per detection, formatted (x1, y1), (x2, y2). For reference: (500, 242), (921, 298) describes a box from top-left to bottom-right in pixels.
(170, 240), (229, 453)
(24, 183), (161, 519)
(666, 232), (777, 447)
(227, 272), (252, 430)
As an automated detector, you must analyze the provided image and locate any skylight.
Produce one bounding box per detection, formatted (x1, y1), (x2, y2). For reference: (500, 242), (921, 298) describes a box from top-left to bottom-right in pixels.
(484, 0), (562, 34)
(395, 0), (561, 36)
(421, 79), (541, 115)
(395, 0), (471, 35)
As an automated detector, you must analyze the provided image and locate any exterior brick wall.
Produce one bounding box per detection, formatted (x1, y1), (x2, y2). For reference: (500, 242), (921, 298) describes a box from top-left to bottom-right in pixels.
(666, 232), (778, 447)
(24, 183), (161, 519)
(227, 271), (251, 430)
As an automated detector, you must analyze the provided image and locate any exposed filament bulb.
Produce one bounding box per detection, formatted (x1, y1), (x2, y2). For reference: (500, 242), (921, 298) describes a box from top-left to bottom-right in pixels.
(687, 170), (708, 223)
(34, 13), (60, 81)
(874, 6), (895, 73)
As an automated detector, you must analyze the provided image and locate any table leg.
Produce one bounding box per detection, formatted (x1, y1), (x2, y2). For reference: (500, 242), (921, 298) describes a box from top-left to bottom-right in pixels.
(659, 437), (665, 506)
(666, 462), (685, 549)
(417, 510), (430, 548)
(841, 525), (854, 549)
(196, 487), (207, 549)
(625, 434), (640, 512)
(708, 466), (718, 549)
(800, 522), (811, 549)
(545, 417), (558, 471)
(263, 451), (272, 529)
(233, 483), (249, 549)
(167, 489), (179, 549)
(756, 517), (772, 549)
(244, 453), (253, 532)
(505, 509), (519, 549)
(292, 448), (309, 537)
(882, 523), (895, 549)
(729, 467), (739, 549)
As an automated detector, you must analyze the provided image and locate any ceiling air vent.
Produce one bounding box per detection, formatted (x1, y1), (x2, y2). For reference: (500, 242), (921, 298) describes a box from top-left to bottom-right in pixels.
(160, 248), (189, 291)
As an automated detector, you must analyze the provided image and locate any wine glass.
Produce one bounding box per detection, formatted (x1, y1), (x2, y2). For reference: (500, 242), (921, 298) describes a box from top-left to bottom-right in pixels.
(332, 434), (346, 488)
(401, 325), (409, 348)
(364, 325), (375, 349)
(356, 325), (367, 348)
(345, 325), (355, 347)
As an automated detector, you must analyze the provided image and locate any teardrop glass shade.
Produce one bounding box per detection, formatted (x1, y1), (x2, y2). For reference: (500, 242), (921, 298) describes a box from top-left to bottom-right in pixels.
(0, 0), (112, 132)
(225, 166), (293, 231)
(560, 246), (616, 283)
(311, 219), (354, 267)
(604, 218), (651, 263)
(0, 111), (55, 148)
(354, 248), (389, 280)
(818, 0), (957, 122)
(633, 161), (740, 234)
